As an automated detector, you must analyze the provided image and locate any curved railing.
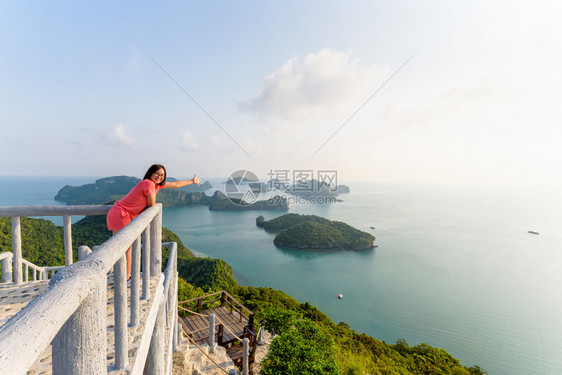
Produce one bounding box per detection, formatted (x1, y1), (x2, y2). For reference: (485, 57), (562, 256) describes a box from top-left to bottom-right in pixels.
(0, 204), (179, 375)
(0, 252), (58, 282)
(0, 205), (111, 284)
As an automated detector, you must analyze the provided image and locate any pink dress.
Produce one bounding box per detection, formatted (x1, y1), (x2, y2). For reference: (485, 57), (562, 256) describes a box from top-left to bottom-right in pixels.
(106, 179), (162, 231)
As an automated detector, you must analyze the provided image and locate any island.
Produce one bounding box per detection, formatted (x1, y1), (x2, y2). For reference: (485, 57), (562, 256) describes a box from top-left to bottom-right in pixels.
(55, 176), (212, 205)
(257, 213), (376, 250)
(335, 184), (350, 194)
(285, 179), (337, 201)
(209, 195), (288, 211)
(54, 176), (288, 210)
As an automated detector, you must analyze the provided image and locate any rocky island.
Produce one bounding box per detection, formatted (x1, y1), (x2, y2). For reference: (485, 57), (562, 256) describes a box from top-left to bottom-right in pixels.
(55, 176), (288, 210)
(257, 213), (375, 250)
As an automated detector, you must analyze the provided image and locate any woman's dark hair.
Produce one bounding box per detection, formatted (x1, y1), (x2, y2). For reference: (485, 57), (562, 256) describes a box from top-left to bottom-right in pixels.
(143, 164), (167, 186)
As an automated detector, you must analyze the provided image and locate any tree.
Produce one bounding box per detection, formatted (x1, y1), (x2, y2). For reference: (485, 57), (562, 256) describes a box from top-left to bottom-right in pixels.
(260, 319), (342, 375)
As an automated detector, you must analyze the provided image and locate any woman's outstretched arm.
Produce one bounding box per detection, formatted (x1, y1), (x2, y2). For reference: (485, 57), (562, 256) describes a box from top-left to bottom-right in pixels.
(162, 174), (201, 189)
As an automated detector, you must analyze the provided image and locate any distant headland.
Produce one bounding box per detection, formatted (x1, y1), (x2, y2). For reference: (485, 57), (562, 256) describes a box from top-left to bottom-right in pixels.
(54, 176), (288, 211)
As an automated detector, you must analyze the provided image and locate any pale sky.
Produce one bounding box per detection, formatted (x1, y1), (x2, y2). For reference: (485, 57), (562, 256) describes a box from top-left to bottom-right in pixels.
(1, 1), (561, 187)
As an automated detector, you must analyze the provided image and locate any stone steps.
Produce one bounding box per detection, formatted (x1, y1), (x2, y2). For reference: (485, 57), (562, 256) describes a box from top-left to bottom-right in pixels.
(173, 340), (239, 375)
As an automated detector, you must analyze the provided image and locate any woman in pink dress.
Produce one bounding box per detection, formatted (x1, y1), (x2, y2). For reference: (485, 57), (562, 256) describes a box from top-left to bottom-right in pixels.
(106, 164), (200, 280)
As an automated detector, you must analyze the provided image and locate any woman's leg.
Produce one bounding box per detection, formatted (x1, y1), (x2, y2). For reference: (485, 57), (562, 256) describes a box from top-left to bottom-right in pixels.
(126, 246), (132, 280)
(113, 230), (133, 280)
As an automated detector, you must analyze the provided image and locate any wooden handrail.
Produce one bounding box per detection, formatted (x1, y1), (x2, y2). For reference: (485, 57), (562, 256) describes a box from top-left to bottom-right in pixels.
(223, 291), (253, 316)
(178, 290), (223, 305)
(178, 290), (255, 336)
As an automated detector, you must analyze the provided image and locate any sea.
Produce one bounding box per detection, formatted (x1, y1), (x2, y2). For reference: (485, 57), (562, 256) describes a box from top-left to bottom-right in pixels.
(1, 176), (561, 375)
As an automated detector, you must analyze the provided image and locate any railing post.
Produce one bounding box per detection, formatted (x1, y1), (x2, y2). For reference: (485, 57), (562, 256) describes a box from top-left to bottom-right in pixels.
(173, 271), (179, 351)
(142, 227), (150, 300)
(242, 337), (249, 375)
(146, 302), (166, 374)
(218, 324), (224, 345)
(63, 214), (73, 265)
(130, 237), (141, 327)
(248, 313), (255, 332)
(11, 216), (23, 284)
(209, 313), (217, 353)
(1, 255), (12, 283)
(78, 245), (92, 261)
(24, 263), (29, 282)
(113, 254), (128, 370)
(51, 274), (107, 374)
(149, 208), (162, 277)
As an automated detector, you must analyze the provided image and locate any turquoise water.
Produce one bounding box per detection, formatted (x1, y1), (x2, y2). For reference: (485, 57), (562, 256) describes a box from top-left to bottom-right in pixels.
(2, 177), (561, 374)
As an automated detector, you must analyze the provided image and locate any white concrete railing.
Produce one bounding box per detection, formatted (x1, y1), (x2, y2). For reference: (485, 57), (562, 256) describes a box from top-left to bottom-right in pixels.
(0, 205), (111, 284)
(0, 252), (61, 282)
(0, 204), (180, 375)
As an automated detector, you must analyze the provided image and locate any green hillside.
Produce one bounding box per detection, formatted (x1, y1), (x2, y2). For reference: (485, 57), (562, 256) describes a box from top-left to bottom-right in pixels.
(0, 216), (485, 375)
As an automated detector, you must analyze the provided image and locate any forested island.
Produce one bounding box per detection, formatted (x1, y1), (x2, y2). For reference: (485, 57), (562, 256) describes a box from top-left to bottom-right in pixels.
(257, 213), (376, 250)
(54, 176), (288, 210)
(0, 216), (485, 374)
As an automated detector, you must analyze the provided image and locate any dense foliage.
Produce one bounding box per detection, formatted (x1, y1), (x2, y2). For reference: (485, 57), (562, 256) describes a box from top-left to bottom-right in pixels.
(0, 217), (65, 266)
(230, 286), (486, 375)
(260, 316), (342, 375)
(55, 176), (139, 204)
(256, 213), (331, 230)
(257, 214), (375, 250)
(231, 286), (487, 375)
(178, 257), (237, 292)
(274, 221), (375, 250)
(1, 215), (486, 375)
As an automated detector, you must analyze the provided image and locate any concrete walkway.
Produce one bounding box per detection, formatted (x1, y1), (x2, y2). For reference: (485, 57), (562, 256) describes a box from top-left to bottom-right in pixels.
(0, 275), (161, 374)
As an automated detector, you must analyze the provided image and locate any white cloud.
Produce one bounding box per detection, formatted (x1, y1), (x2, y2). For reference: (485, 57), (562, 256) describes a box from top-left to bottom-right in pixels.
(180, 130), (199, 151)
(105, 124), (135, 148)
(244, 49), (387, 124)
(380, 79), (506, 131)
(366, 79), (559, 184)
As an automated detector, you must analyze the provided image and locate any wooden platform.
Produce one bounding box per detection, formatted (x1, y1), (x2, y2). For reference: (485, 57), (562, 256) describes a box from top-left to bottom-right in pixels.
(179, 291), (257, 373)
(180, 305), (248, 345)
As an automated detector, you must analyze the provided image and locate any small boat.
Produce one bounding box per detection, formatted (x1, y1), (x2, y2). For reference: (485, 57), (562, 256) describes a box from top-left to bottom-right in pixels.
(528, 230), (539, 235)
(370, 226), (375, 230)
(337, 294), (343, 299)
